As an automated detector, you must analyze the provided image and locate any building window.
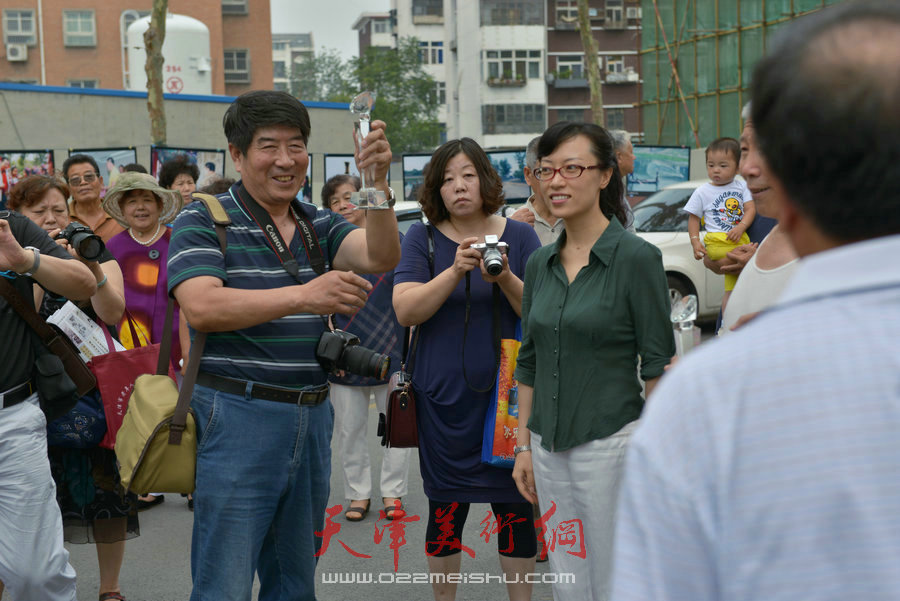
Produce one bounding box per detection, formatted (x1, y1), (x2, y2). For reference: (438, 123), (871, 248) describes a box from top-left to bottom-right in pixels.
(122, 10), (150, 33)
(273, 41), (287, 50)
(67, 79), (98, 89)
(273, 62), (287, 79)
(434, 81), (446, 105)
(555, 0), (578, 24)
(556, 108), (586, 122)
(481, 0), (543, 26)
(224, 49), (250, 83)
(486, 50), (541, 83)
(3, 9), (36, 45)
(556, 55), (584, 79)
(482, 104), (546, 135)
(373, 21), (388, 34)
(606, 108), (625, 130)
(63, 11), (96, 47)
(418, 41), (443, 65)
(273, 81), (288, 92)
(412, 0), (443, 18)
(221, 0), (249, 15)
(605, 0), (624, 23)
(606, 55), (624, 74)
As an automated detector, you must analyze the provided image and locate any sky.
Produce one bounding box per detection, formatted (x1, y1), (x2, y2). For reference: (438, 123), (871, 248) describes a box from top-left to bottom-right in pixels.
(270, 0), (391, 61)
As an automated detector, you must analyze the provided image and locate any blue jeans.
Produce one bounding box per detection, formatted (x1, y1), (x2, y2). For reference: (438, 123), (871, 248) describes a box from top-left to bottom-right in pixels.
(189, 384), (334, 601)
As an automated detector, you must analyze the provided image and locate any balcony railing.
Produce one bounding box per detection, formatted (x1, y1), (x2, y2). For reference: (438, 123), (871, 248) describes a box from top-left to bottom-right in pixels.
(487, 76), (527, 87)
(606, 71), (640, 84)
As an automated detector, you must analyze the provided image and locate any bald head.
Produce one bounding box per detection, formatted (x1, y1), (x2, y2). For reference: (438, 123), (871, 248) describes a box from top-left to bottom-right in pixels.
(751, 0), (900, 242)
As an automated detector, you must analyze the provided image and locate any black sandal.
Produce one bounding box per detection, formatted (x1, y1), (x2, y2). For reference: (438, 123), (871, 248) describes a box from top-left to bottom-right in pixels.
(345, 500), (370, 522)
(383, 497), (406, 520)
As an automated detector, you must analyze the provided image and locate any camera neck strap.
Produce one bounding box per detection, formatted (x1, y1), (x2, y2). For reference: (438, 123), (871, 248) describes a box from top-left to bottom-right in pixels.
(402, 225), (436, 377)
(462, 274), (502, 393)
(232, 183), (331, 331)
(233, 182), (326, 281)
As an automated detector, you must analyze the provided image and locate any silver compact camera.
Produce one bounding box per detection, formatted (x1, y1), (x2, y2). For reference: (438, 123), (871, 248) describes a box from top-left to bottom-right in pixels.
(471, 235), (509, 276)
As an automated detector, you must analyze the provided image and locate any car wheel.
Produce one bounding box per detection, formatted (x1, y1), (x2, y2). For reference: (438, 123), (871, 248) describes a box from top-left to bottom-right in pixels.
(667, 274), (695, 306)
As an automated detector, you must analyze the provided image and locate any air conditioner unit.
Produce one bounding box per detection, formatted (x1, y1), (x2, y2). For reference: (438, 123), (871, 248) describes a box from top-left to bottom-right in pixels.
(6, 43), (27, 62)
(626, 7), (642, 19)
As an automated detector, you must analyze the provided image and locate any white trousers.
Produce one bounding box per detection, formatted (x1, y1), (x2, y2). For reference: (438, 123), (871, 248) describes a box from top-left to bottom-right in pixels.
(330, 383), (412, 500)
(0, 396), (77, 601)
(531, 421), (637, 601)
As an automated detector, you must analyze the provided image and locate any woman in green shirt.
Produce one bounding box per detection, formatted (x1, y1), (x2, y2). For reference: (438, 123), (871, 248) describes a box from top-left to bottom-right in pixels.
(512, 122), (674, 601)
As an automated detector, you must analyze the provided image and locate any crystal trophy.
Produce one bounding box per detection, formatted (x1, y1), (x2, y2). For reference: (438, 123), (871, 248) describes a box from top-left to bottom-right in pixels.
(349, 91), (389, 210)
(670, 294), (701, 356)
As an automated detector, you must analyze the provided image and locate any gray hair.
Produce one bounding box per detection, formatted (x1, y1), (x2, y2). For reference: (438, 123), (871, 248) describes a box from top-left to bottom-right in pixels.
(525, 136), (541, 168)
(607, 129), (631, 152)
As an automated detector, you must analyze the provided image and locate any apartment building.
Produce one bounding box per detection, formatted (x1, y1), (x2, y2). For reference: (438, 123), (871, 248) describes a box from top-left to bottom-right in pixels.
(0, 0), (272, 96)
(547, 0), (642, 139)
(383, 0), (642, 148)
(272, 32), (313, 93)
(352, 12), (394, 55)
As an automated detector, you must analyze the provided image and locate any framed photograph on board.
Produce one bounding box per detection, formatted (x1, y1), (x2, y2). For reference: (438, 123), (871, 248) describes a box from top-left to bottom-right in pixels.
(627, 146), (691, 197)
(68, 147), (136, 190)
(486, 149), (530, 203)
(0, 150), (55, 208)
(401, 154), (430, 204)
(323, 154), (390, 187)
(150, 146), (226, 189)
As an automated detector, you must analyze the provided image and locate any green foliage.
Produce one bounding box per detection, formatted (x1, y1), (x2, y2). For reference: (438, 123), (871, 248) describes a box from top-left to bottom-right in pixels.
(290, 47), (354, 104)
(290, 38), (441, 153)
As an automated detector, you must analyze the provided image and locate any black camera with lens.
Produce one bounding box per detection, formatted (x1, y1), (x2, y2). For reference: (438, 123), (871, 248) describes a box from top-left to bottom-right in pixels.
(56, 223), (105, 262)
(471, 234), (509, 276)
(316, 329), (391, 381)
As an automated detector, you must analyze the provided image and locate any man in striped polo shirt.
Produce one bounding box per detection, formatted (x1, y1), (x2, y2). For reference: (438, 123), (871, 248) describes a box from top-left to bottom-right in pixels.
(612, 2), (900, 600)
(168, 90), (400, 601)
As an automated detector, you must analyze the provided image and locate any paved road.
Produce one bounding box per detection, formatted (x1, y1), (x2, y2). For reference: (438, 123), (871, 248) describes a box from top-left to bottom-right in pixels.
(65, 401), (555, 601)
(65, 322), (716, 600)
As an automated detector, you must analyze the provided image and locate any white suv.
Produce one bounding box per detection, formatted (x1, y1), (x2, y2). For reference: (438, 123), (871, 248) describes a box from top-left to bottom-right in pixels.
(633, 180), (725, 320)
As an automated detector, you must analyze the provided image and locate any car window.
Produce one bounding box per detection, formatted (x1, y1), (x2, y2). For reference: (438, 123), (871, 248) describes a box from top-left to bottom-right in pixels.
(633, 188), (696, 232)
(396, 209), (423, 235)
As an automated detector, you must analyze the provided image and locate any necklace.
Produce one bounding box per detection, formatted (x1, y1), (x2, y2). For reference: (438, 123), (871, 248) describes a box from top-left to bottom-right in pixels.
(128, 222), (161, 246)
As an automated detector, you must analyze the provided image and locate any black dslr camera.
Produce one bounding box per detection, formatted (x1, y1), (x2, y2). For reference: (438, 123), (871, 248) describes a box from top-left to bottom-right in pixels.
(316, 329), (391, 380)
(56, 223), (105, 262)
(471, 234), (509, 276)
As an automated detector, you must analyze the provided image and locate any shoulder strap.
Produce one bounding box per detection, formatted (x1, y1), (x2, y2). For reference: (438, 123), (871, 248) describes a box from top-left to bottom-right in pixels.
(192, 192), (231, 256)
(402, 224), (436, 377)
(166, 216), (230, 445)
(0, 277), (60, 345)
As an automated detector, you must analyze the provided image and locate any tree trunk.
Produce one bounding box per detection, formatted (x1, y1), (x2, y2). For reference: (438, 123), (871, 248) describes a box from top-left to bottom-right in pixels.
(577, 0), (604, 126)
(144, 0), (168, 145)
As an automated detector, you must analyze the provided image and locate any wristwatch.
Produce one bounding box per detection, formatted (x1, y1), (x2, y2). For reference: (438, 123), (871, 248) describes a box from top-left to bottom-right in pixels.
(20, 246), (40, 276)
(386, 186), (396, 208)
(513, 444), (532, 456)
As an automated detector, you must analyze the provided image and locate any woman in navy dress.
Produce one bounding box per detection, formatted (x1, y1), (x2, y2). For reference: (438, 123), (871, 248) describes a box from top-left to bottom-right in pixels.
(394, 138), (541, 601)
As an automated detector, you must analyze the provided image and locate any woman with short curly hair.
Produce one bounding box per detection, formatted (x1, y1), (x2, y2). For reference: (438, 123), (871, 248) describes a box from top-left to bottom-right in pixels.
(157, 154), (199, 206)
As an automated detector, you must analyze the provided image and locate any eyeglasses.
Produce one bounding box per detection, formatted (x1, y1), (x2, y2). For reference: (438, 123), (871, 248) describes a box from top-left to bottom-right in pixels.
(68, 172), (98, 186)
(534, 164), (602, 181)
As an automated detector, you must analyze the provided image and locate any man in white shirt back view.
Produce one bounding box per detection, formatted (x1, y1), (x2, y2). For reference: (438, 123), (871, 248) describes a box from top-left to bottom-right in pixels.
(612, 2), (900, 600)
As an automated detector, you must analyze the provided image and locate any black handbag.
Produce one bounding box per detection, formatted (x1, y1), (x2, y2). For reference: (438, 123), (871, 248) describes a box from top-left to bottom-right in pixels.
(0, 278), (96, 421)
